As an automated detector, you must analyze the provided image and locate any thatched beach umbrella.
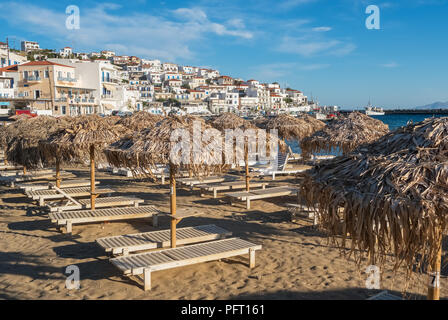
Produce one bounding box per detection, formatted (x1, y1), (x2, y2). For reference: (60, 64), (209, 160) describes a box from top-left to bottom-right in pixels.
(3, 116), (72, 175)
(301, 111), (389, 157)
(40, 115), (128, 209)
(263, 114), (325, 142)
(116, 111), (164, 132)
(210, 113), (258, 191)
(106, 115), (240, 248)
(300, 117), (448, 299)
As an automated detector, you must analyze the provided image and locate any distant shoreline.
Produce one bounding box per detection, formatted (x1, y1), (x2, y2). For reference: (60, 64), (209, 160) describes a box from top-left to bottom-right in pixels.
(340, 109), (448, 115)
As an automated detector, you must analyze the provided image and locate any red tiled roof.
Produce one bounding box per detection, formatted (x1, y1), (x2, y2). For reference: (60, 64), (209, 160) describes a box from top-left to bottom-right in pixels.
(0, 64), (19, 72)
(20, 61), (74, 68)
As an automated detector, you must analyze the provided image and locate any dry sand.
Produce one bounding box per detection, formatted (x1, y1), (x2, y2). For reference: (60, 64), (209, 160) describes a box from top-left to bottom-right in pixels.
(0, 168), (446, 300)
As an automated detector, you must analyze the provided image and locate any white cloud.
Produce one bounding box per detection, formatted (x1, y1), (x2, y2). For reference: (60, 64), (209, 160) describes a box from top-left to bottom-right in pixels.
(249, 62), (330, 82)
(300, 63), (330, 70)
(0, 2), (254, 61)
(280, 0), (319, 9)
(312, 26), (332, 32)
(380, 62), (399, 68)
(277, 36), (355, 57)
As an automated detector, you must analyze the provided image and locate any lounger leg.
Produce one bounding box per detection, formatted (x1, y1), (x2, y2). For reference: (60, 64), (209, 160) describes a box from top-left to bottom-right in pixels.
(66, 222), (72, 234)
(122, 248), (130, 256)
(144, 268), (152, 291)
(39, 197), (44, 207)
(134, 202), (139, 207)
(152, 214), (158, 227)
(246, 199), (250, 210)
(249, 248), (256, 269)
(213, 189), (217, 199)
(161, 176), (165, 185)
(272, 173), (276, 180)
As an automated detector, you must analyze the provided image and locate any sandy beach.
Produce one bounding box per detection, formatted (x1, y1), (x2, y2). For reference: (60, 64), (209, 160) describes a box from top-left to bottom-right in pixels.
(0, 168), (446, 300)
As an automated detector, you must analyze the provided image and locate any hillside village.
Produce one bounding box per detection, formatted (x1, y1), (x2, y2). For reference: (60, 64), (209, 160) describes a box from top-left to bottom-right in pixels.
(0, 40), (324, 117)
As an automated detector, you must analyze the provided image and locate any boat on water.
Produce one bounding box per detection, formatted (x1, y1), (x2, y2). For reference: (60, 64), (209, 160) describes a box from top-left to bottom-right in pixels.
(364, 99), (385, 116)
(365, 106), (385, 116)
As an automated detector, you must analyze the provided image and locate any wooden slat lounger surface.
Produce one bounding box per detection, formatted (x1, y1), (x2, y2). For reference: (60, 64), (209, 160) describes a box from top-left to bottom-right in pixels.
(49, 205), (159, 234)
(177, 175), (238, 187)
(46, 196), (145, 212)
(0, 165), (23, 171)
(26, 186), (115, 206)
(226, 186), (299, 209)
(0, 169), (54, 176)
(18, 179), (99, 192)
(197, 180), (269, 198)
(97, 224), (232, 255)
(110, 237), (262, 290)
(8, 171), (75, 186)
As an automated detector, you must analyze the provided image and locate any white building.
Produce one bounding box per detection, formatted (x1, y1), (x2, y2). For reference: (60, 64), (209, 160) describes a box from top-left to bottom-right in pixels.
(59, 47), (73, 57)
(21, 41), (40, 52)
(162, 63), (178, 72)
(0, 49), (27, 68)
(49, 58), (125, 114)
(101, 50), (116, 58)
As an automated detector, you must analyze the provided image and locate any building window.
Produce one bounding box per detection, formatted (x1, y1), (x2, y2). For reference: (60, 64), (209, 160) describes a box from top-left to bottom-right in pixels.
(44, 70), (49, 78)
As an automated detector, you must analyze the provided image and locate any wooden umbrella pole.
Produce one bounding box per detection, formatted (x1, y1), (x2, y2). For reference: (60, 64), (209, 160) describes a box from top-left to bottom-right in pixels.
(23, 166), (27, 175)
(90, 144), (96, 210)
(55, 157), (61, 188)
(427, 234), (442, 300)
(3, 148), (7, 165)
(169, 163), (177, 248)
(245, 146), (250, 192)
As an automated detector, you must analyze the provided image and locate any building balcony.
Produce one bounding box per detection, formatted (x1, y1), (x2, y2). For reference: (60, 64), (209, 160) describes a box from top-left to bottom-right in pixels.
(102, 78), (120, 84)
(25, 76), (41, 82)
(57, 77), (77, 82)
(101, 94), (114, 99)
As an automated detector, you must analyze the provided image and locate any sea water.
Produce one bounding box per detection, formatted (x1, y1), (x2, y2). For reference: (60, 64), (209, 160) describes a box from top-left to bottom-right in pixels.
(288, 113), (447, 154)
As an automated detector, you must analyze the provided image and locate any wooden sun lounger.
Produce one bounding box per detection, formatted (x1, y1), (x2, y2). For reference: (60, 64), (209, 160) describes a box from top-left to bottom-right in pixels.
(7, 171), (75, 187)
(177, 175), (238, 188)
(26, 186), (115, 206)
(97, 224), (232, 256)
(198, 180), (269, 198)
(110, 237), (262, 291)
(18, 179), (99, 192)
(49, 205), (159, 234)
(0, 165), (23, 171)
(0, 168), (54, 177)
(226, 186), (299, 209)
(46, 196), (145, 212)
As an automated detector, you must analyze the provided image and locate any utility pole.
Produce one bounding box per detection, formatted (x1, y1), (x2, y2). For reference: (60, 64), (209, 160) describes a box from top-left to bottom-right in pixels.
(6, 37), (10, 66)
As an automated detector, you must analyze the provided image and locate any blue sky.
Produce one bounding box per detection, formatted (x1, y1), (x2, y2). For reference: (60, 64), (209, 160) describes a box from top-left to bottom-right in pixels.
(1, 0), (447, 109)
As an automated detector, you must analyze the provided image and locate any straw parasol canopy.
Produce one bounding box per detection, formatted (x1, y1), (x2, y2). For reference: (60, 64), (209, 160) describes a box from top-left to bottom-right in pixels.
(262, 114), (326, 142)
(116, 111), (164, 132)
(300, 117), (448, 298)
(39, 114), (129, 208)
(106, 115), (225, 176)
(3, 116), (73, 169)
(301, 111), (389, 156)
(209, 112), (287, 191)
(40, 115), (127, 162)
(105, 115), (238, 248)
(210, 112), (255, 131)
